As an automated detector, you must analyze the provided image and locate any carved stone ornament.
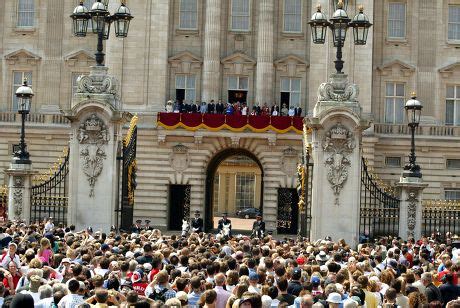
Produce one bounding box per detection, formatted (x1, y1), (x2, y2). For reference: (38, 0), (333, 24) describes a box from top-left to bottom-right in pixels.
(318, 74), (359, 102)
(170, 144), (190, 172)
(76, 66), (119, 97)
(281, 147), (299, 176)
(13, 188), (23, 219)
(407, 191), (418, 238)
(323, 123), (356, 205)
(78, 114), (109, 197)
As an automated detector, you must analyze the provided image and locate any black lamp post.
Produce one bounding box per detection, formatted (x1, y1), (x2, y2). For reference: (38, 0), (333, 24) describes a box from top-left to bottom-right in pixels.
(14, 79), (33, 164)
(70, 0), (133, 66)
(308, 0), (372, 74)
(403, 93), (423, 178)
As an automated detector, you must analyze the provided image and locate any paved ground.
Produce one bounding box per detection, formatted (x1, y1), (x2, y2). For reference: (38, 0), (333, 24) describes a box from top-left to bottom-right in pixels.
(212, 216), (254, 230)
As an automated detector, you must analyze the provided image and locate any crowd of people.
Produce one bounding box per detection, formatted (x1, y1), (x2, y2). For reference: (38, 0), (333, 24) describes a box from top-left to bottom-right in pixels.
(164, 100), (303, 117)
(0, 217), (457, 308)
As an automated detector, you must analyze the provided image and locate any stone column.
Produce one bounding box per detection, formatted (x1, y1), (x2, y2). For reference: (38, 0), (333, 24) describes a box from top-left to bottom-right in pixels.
(65, 66), (127, 232)
(306, 74), (370, 247)
(255, 0), (274, 105)
(5, 163), (36, 222)
(201, 0), (222, 103)
(396, 178), (428, 240)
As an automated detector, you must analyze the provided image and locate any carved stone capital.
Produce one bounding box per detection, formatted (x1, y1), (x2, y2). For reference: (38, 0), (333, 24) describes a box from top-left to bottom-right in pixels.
(317, 74), (359, 102)
(76, 66), (119, 98)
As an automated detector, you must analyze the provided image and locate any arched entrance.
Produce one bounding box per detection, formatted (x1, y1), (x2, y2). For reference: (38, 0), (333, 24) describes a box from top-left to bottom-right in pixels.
(204, 149), (264, 232)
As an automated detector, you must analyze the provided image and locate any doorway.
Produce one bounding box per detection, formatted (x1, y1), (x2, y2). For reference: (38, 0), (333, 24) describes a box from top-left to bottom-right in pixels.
(168, 184), (191, 231)
(205, 149), (263, 232)
(228, 90), (247, 105)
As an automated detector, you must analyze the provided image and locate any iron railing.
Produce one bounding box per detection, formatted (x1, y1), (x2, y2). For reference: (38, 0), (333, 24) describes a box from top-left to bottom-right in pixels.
(360, 158), (400, 240)
(30, 149), (69, 225)
(422, 200), (460, 239)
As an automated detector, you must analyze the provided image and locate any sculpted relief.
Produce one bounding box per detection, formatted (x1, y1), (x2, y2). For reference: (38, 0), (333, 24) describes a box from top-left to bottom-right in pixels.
(78, 114), (109, 197)
(323, 123), (355, 205)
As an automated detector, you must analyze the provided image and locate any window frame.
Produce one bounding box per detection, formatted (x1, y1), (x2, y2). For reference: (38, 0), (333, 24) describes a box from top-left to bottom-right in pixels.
(228, 76), (249, 91)
(385, 156), (402, 168)
(387, 2), (406, 40)
(445, 85), (460, 126)
(175, 74), (197, 103)
(235, 172), (256, 210)
(446, 158), (460, 169)
(12, 71), (33, 112)
(230, 0), (251, 32)
(280, 77), (302, 107)
(444, 188), (460, 200)
(16, 0), (35, 28)
(448, 5), (460, 42)
(178, 0), (198, 30)
(384, 82), (406, 124)
(282, 0), (302, 33)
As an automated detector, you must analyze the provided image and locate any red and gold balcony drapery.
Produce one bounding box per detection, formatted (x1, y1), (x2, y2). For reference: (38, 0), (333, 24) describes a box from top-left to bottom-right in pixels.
(157, 113), (304, 134)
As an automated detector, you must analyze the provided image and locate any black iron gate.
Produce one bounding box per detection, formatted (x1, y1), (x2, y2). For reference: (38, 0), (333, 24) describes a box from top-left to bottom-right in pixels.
(169, 185), (191, 230)
(360, 158), (400, 240)
(30, 148), (69, 225)
(277, 188), (299, 234)
(118, 116), (138, 231)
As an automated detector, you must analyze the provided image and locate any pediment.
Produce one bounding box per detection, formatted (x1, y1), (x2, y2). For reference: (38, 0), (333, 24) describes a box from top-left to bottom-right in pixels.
(378, 59), (415, 76)
(439, 62), (460, 75)
(4, 49), (41, 64)
(275, 55), (309, 67)
(221, 52), (256, 65)
(64, 50), (96, 62)
(169, 51), (202, 63)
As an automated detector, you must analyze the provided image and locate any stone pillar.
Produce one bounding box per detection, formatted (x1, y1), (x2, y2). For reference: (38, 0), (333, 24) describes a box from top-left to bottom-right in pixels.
(306, 74), (370, 247)
(5, 163), (35, 222)
(255, 0), (274, 105)
(201, 0), (222, 103)
(65, 66), (127, 232)
(396, 177), (428, 240)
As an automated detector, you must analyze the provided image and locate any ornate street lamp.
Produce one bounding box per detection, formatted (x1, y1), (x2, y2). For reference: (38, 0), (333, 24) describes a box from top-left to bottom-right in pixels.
(70, 0), (134, 66)
(308, 0), (372, 74)
(14, 79), (34, 164)
(403, 93), (423, 178)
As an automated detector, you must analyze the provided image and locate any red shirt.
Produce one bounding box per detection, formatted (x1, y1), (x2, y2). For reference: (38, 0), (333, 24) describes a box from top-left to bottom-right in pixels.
(148, 269), (160, 282)
(3, 273), (21, 291)
(133, 282), (148, 296)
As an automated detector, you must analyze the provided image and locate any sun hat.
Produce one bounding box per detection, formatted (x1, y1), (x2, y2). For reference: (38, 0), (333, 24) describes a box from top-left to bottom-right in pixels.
(326, 292), (343, 304)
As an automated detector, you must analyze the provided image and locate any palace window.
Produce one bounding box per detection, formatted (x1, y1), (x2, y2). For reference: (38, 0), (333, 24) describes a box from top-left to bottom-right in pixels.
(231, 0), (250, 31)
(228, 76), (248, 103)
(388, 2), (406, 39)
(235, 173), (255, 210)
(12, 71), (32, 112)
(280, 78), (301, 108)
(446, 85), (460, 125)
(17, 0), (35, 27)
(283, 0), (301, 33)
(447, 159), (460, 169)
(385, 156), (402, 167)
(384, 82), (405, 124)
(445, 188), (460, 200)
(448, 5), (460, 41)
(179, 0), (198, 30)
(175, 75), (196, 103)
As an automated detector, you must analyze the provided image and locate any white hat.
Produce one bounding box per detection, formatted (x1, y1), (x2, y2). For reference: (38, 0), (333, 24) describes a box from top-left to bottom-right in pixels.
(327, 292), (343, 304)
(125, 251), (134, 259)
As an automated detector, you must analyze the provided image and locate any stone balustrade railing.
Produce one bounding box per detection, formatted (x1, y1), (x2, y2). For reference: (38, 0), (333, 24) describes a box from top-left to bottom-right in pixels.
(374, 123), (460, 137)
(0, 112), (70, 125)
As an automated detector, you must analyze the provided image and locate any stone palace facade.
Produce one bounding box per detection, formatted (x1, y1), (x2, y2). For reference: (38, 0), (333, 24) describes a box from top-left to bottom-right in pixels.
(1, 0), (460, 231)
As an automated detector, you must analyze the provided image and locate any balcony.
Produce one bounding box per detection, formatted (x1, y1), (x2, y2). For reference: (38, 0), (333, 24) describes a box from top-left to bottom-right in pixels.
(157, 112), (304, 134)
(374, 123), (460, 138)
(0, 112), (70, 126)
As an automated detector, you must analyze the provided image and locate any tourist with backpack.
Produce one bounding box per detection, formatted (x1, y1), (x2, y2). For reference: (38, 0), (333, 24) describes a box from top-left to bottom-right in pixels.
(144, 271), (176, 304)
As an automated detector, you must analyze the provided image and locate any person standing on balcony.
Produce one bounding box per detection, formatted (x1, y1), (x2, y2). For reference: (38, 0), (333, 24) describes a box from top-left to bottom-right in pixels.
(208, 100), (215, 114)
(216, 100), (225, 114)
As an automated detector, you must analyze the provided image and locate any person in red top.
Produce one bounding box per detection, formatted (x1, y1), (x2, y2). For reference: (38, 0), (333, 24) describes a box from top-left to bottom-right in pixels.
(131, 271), (148, 296)
(437, 260), (458, 285)
(2, 261), (21, 295)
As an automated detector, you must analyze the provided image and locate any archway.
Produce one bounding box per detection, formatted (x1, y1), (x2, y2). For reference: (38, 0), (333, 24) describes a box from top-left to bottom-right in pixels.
(204, 149), (264, 232)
